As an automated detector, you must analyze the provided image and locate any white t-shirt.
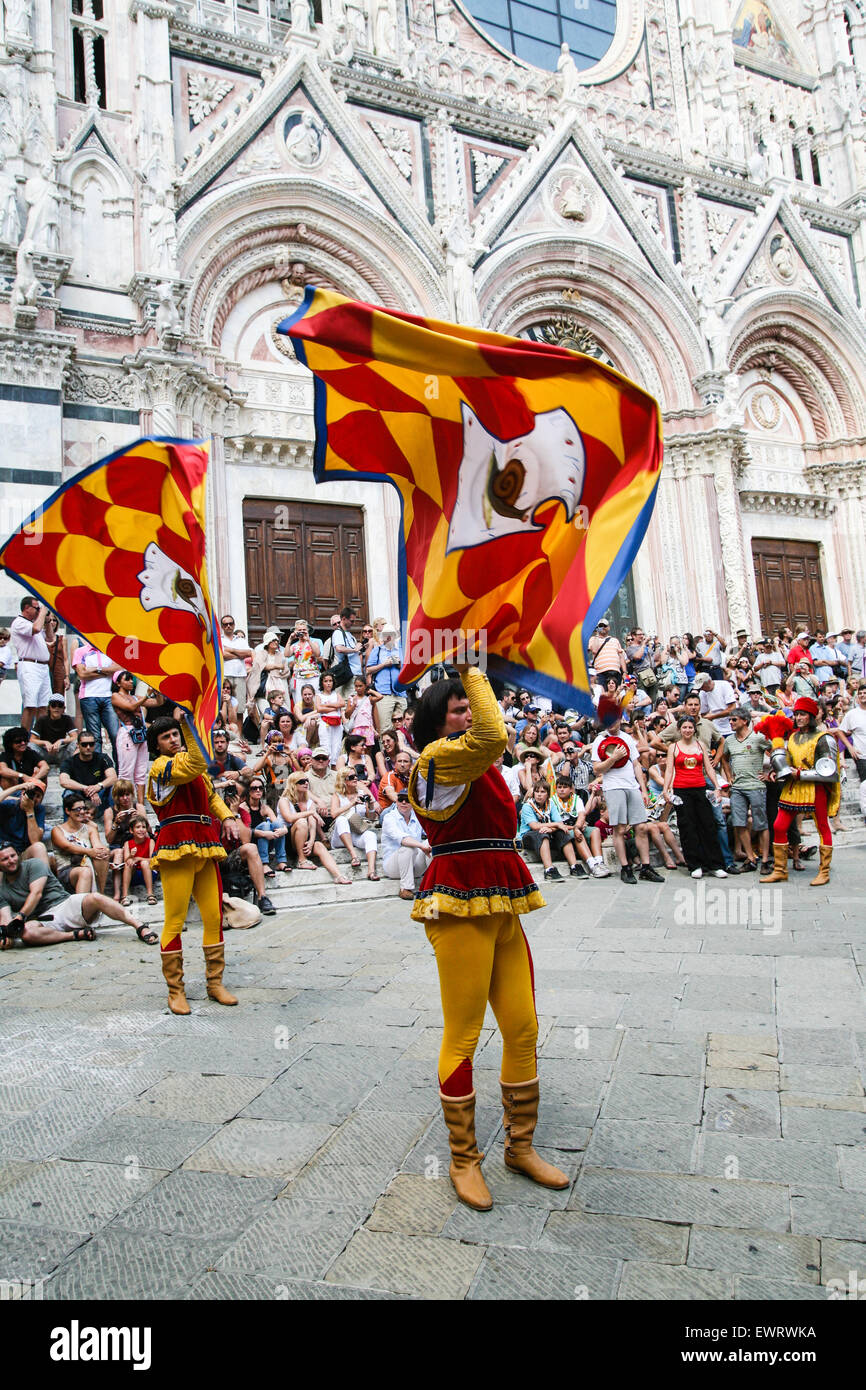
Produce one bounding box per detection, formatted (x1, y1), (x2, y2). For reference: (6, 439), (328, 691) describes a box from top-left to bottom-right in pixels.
(10, 615), (49, 662)
(591, 731), (640, 792)
(700, 680), (737, 737)
(754, 652), (784, 689)
(78, 647), (113, 698)
(840, 707), (866, 759)
(500, 761), (521, 800)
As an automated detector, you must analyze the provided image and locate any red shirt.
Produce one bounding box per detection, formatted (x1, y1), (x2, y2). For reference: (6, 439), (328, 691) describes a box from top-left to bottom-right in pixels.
(786, 643), (812, 668)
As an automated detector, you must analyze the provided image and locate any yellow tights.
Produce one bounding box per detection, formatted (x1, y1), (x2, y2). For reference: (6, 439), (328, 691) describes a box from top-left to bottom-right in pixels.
(425, 912), (538, 1094)
(159, 857), (224, 951)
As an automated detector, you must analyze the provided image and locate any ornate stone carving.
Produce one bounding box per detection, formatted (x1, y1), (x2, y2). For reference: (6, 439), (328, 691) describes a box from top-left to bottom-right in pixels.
(187, 72), (234, 128)
(739, 490), (836, 518)
(470, 149), (506, 197)
(749, 390), (781, 431)
(369, 120), (412, 181)
(0, 329), (74, 389)
(63, 366), (139, 407)
(283, 111), (328, 168)
(705, 206), (737, 256)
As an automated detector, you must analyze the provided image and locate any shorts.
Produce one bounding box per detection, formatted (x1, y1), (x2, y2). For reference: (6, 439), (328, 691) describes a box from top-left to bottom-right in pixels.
(729, 786), (768, 831)
(606, 787), (648, 826)
(45, 894), (98, 933)
(17, 661), (51, 710)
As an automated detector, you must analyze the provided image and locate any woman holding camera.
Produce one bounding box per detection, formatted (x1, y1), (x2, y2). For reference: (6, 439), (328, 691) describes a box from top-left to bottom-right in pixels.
(329, 766), (379, 878)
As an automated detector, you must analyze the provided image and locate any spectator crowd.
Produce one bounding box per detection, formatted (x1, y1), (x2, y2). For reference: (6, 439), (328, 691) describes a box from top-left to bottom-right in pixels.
(2, 598), (865, 944)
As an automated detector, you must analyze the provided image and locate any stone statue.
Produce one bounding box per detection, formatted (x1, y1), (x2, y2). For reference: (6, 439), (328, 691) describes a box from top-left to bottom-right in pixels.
(291, 0), (312, 34)
(4, 0), (32, 37)
(627, 64), (651, 107)
(434, 0), (457, 46)
(0, 155), (20, 244)
(22, 163), (59, 253)
(146, 191), (177, 274)
(693, 275), (731, 372)
(284, 111), (326, 167)
(372, 0), (397, 56)
(770, 233), (796, 281)
(10, 235), (39, 313)
(558, 178), (589, 222)
(715, 372), (743, 428)
(442, 216), (486, 325)
(557, 42), (579, 101)
(155, 282), (181, 340)
(345, 0), (368, 49)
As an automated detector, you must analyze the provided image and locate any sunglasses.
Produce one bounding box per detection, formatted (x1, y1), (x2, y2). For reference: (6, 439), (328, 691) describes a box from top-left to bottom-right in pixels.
(296, 778), (309, 785)
(345, 774), (358, 780)
(79, 742), (95, 749)
(70, 804), (87, 813)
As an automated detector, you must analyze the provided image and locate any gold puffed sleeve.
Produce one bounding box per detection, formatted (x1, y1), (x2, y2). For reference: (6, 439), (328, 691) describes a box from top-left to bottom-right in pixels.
(414, 666), (507, 787)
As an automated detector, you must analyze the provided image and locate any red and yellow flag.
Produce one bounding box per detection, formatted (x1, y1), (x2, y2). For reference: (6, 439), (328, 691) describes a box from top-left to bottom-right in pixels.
(0, 438), (221, 755)
(280, 289), (662, 713)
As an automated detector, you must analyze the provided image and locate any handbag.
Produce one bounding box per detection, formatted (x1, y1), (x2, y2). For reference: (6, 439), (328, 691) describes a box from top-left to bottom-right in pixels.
(222, 895), (261, 929)
(637, 667), (657, 690)
(328, 654), (353, 688)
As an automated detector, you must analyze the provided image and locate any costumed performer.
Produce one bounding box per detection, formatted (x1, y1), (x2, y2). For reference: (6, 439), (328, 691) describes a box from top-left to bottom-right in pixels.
(146, 714), (241, 1014)
(407, 663), (569, 1212)
(760, 696), (840, 887)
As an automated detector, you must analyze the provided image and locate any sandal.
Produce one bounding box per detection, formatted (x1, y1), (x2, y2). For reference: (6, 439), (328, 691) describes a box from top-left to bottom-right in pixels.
(120, 896), (133, 907)
(295, 861), (317, 870)
(335, 875), (352, 885)
(367, 872), (380, 881)
(349, 857), (360, 868)
(146, 895), (158, 905)
(275, 863), (288, 872)
(263, 866), (276, 878)
(134, 923), (159, 946)
(71, 926), (95, 942)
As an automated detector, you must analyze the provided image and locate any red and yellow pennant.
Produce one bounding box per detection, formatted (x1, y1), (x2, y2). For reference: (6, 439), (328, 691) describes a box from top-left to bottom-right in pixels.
(279, 288), (663, 713)
(0, 438), (221, 755)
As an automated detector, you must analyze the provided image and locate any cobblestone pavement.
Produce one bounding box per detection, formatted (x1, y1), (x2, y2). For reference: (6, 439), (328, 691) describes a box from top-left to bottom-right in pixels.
(1, 849), (865, 1301)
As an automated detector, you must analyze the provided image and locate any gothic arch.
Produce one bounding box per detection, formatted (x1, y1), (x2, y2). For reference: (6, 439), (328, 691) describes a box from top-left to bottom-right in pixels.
(728, 295), (866, 442)
(178, 176), (447, 347)
(63, 148), (134, 286)
(477, 236), (704, 411)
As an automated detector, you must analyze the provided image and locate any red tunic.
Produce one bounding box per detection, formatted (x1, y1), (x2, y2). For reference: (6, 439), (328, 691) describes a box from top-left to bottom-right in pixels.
(151, 773), (225, 865)
(412, 764), (542, 919)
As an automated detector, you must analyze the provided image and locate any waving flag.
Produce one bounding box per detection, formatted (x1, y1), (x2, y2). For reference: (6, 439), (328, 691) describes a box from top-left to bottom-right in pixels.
(0, 438), (221, 755)
(280, 288), (662, 714)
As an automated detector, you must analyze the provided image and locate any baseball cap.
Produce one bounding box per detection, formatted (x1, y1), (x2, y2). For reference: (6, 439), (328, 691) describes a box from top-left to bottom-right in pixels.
(311, 749), (329, 759)
(48, 695), (65, 706)
(692, 673), (711, 689)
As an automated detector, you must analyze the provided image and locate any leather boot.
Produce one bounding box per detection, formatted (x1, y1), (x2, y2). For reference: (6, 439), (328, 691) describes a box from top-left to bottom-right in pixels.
(203, 942), (238, 1005)
(809, 845), (832, 887)
(501, 1078), (569, 1189)
(760, 843), (788, 883)
(439, 1091), (493, 1211)
(160, 949), (190, 1015)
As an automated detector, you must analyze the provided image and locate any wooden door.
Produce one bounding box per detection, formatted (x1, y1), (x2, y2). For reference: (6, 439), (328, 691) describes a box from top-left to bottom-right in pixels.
(751, 538), (827, 636)
(242, 498), (369, 644)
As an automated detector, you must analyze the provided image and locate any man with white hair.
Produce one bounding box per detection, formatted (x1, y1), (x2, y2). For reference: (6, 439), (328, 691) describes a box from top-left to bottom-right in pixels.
(366, 622), (406, 731)
(381, 791), (430, 899)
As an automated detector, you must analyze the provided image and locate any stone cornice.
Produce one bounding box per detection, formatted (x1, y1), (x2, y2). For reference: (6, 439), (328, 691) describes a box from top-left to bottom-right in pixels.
(223, 437), (313, 469)
(0, 330), (77, 390)
(804, 459), (866, 495)
(169, 18), (284, 72)
(602, 140), (760, 207)
(739, 490), (836, 518)
(129, 0), (174, 19)
(331, 67), (539, 144)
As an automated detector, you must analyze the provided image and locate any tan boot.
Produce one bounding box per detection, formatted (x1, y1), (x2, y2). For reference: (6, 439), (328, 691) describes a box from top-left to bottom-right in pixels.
(439, 1091), (493, 1211)
(809, 845), (832, 887)
(203, 942), (238, 1005)
(160, 949), (190, 1016)
(760, 843), (788, 883)
(501, 1078), (569, 1189)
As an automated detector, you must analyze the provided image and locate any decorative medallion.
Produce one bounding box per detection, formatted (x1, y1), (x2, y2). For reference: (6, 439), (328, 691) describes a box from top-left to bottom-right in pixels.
(767, 232), (796, 282)
(552, 171), (593, 224)
(750, 391), (781, 430)
(283, 110), (329, 168)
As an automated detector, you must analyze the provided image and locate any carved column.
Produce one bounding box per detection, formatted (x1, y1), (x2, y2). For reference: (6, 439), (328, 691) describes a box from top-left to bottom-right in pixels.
(806, 460), (866, 625)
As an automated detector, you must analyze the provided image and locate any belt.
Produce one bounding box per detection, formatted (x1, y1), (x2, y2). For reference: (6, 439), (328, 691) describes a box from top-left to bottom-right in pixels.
(430, 837), (518, 857)
(159, 814), (213, 827)
(19, 658), (49, 664)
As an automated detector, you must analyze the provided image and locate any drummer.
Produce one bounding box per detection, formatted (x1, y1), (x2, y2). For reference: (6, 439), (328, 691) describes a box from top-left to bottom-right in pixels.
(590, 696), (665, 886)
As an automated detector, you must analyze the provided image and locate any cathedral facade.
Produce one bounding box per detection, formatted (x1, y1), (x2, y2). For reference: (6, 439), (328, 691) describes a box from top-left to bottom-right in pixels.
(1, 0), (865, 678)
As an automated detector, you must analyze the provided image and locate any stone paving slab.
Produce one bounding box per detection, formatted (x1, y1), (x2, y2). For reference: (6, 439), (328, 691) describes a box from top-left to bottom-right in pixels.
(2, 849), (864, 1301)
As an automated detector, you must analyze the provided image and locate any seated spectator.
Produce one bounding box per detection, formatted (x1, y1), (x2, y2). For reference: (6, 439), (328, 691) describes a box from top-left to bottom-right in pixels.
(378, 749), (412, 809)
(514, 716), (544, 762)
(0, 842), (152, 946)
(294, 683), (321, 745)
(381, 791), (430, 899)
(58, 733), (116, 826)
(336, 733), (377, 783)
(344, 675), (380, 752)
(218, 784), (275, 914)
(51, 791), (111, 893)
(390, 708), (417, 758)
(246, 777), (288, 874)
(330, 767), (379, 878)
(518, 781), (584, 881)
(111, 670), (150, 804)
(30, 697), (77, 765)
(517, 747), (544, 800)
(252, 729), (294, 801)
(0, 727), (49, 791)
(550, 772), (610, 876)
(207, 728), (247, 785)
(220, 678), (240, 735)
(307, 748), (336, 823)
(400, 706), (417, 752)
(120, 814), (158, 906)
(0, 780), (48, 859)
(495, 751), (521, 802)
(105, 779), (139, 898)
(375, 729), (401, 782)
(278, 771), (351, 882)
(260, 689), (290, 743)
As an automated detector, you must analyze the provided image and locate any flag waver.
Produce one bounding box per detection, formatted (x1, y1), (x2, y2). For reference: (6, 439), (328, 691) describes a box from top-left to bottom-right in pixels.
(0, 438), (221, 755)
(280, 288), (663, 714)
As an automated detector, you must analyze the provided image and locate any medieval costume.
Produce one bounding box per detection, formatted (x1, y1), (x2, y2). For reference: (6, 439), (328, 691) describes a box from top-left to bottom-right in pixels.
(147, 731), (237, 1014)
(407, 666), (567, 1211)
(761, 697), (840, 887)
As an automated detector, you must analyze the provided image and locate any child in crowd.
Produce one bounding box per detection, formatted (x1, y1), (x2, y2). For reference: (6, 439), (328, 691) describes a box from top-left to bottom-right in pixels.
(121, 813), (157, 905)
